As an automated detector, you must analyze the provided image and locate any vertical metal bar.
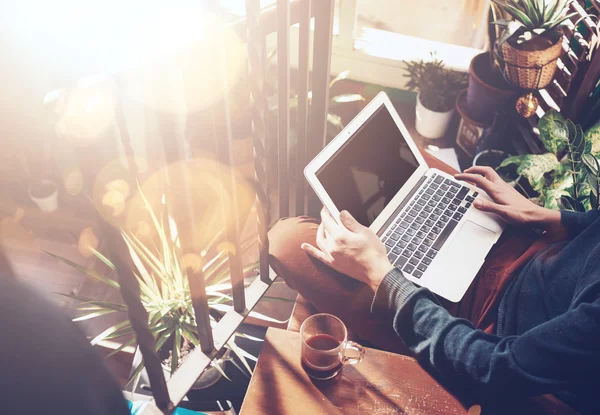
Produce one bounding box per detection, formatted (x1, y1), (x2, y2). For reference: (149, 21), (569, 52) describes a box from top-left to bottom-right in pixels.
(246, 0), (271, 284)
(101, 224), (173, 413)
(295, 0), (311, 216)
(186, 266), (214, 354)
(277, 0), (290, 218)
(308, 0), (334, 217)
(111, 75), (138, 177)
(214, 22), (246, 313)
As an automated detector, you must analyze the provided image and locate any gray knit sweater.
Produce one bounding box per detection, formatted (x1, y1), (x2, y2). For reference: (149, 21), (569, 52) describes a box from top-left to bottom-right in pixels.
(371, 210), (600, 413)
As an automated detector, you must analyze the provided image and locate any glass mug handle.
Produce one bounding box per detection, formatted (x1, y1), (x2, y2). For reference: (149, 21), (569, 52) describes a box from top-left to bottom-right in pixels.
(340, 340), (365, 365)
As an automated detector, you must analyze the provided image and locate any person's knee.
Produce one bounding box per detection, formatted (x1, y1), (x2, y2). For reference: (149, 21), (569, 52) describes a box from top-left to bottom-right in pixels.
(268, 216), (318, 286)
(269, 216), (318, 261)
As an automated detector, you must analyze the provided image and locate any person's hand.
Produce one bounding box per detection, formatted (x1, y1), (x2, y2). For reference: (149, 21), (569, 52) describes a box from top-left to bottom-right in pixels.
(301, 209), (394, 292)
(455, 166), (560, 228)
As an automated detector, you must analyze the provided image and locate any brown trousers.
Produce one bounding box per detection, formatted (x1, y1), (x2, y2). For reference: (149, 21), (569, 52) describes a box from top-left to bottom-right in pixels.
(268, 152), (561, 354)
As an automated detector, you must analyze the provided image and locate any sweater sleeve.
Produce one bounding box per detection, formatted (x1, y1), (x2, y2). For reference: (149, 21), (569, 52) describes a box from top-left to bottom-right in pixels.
(561, 210), (600, 240)
(371, 268), (600, 402)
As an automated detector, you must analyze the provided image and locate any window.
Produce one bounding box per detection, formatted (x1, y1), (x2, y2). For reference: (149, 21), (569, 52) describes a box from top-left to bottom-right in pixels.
(355, 0), (487, 48)
(332, 0), (489, 88)
(220, 0), (489, 89)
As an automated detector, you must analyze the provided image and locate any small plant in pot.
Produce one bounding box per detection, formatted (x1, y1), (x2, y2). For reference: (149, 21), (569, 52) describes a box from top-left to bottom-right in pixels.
(29, 178), (59, 213)
(492, 0), (575, 90)
(50, 190), (289, 391)
(403, 54), (468, 139)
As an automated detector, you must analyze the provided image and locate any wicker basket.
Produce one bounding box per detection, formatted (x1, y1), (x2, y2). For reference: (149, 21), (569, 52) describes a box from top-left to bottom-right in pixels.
(501, 37), (563, 89)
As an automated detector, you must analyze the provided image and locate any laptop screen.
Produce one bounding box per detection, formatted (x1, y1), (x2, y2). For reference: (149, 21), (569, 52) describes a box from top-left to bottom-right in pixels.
(316, 105), (419, 227)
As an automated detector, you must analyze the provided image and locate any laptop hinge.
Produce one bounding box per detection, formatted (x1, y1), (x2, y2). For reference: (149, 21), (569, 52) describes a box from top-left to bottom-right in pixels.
(377, 175), (428, 237)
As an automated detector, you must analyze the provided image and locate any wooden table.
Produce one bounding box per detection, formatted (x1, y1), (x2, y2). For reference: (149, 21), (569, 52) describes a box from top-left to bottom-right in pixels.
(240, 328), (467, 415)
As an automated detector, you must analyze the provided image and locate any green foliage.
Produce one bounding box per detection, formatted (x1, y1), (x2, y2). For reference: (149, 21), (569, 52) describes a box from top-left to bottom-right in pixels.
(403, 53), (468, 112)
(498, 110), (600, 212)
(492, 0), (575, 46)
(537, 109), (568, 153)
(498, 153), (561, 192)
(561, 121), (600, 211)
(52, 192), (288, 387)
(586, 123), (600, 157)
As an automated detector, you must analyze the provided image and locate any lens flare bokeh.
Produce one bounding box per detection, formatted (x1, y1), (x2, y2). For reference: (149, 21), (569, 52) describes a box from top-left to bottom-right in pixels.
(93, 157), (256, 256)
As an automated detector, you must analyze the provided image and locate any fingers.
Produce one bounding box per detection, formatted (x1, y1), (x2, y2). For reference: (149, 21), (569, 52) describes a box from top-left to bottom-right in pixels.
(463, 166), (501, 182)
(316, 223), (331, 252)
(339, 210), (362, 233)
(473, 198), (508, 218)
(320, 208), (344, 239)
(301, 243), (331, 265)
(454, 173), (495, 194)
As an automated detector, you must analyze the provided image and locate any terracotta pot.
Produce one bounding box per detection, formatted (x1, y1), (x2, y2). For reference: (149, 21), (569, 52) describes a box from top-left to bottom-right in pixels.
(467, 53), (517, 125)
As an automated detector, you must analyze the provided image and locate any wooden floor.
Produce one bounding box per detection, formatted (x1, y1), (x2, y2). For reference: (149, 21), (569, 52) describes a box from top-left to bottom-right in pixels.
(0, 190), (297, 341)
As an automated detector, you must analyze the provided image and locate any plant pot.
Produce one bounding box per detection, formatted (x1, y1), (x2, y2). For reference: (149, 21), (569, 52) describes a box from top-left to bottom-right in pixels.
(29, 180), (58, 212)
(467, 52), (517, 125)
(455, 90), (488, 157)
(415, 94), (454, 139)
(130, 347), (231, 393)
(472, 149), (508, 169)
(501, 36), (563, 90)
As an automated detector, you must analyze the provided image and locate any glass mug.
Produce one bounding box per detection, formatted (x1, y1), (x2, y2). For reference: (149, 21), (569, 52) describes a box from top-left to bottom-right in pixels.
(300, 313), (365, 380)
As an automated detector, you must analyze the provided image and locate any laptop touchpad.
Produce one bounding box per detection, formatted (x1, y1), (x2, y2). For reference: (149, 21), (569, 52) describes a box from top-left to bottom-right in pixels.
(421, 220), (496, 302)
(449, 220), (496, 260)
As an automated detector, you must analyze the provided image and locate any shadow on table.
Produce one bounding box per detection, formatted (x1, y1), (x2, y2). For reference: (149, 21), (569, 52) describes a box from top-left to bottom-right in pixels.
(312, 365), (411, 413)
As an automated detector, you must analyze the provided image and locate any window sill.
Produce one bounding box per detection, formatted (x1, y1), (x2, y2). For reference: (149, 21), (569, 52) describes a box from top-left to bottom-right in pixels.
(331, 27), (483, 90)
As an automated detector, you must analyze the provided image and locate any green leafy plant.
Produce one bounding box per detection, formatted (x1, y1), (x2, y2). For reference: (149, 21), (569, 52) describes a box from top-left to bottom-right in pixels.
(403, 54), (468, 112)
(498, 110), (600, 211)
(50, 190), (289, 388)
(492, 0), (575, 47)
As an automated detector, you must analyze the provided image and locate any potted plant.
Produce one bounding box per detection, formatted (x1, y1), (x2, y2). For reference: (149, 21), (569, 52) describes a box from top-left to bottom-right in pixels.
(403, 54), (468, 139)
(493, 0), (574, 90)
(465, 4), (518, 125)
(28, 179), (59, 212)
(49, 190), (289, 390)
(497, 110), (600, 211)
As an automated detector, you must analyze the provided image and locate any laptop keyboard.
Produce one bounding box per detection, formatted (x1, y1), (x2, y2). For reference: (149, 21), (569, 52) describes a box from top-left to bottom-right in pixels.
(381, 173), (478, 279)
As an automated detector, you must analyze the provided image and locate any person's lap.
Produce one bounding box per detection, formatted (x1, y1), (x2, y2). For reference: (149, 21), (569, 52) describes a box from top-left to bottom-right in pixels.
(268, 215), (556, 354)
(268, 152), (560, 354)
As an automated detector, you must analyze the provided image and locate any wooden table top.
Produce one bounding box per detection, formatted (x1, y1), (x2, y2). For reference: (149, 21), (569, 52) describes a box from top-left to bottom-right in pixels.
(240, 328), (467, 415)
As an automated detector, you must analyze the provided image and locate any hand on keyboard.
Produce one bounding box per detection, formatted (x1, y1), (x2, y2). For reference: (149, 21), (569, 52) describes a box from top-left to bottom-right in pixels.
(454, 166), (560, 228)
(301, 209), (394, 292)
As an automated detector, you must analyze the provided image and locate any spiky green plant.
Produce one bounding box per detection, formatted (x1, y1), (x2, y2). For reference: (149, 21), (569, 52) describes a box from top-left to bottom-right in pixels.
(403, 53), (468, 112)
(49, 191), (290, 389)
(492, 0), (576, 47)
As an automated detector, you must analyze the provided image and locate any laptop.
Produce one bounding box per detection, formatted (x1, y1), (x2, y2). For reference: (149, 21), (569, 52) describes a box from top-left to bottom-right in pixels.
(304, 92), (504, 302)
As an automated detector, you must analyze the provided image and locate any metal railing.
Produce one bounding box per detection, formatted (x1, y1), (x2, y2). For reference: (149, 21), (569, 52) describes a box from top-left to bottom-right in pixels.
(104, 1), (334, 413)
